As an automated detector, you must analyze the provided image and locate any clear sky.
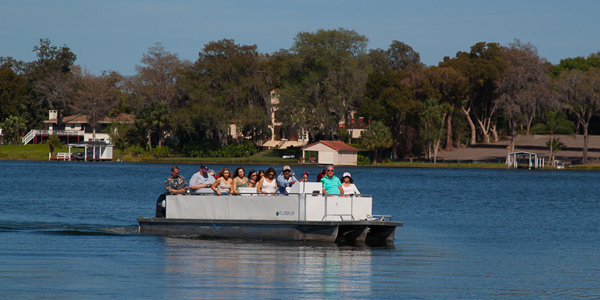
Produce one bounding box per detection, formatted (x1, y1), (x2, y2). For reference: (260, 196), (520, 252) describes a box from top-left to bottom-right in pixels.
(2, 0), (599, 76)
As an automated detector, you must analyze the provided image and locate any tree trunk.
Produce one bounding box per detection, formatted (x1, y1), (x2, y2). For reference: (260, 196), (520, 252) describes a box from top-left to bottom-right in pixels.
(475, 117), (491, 144)
(146, 128), (152, 150)
(525, 114), (534, 136)
(491, 123), (499, 143)
(549, 133), (554, 166)
(445, 112), (453, 150)
(373, 150), (379, 164)
(461, 106), (476, 145)
(583, 124), (589, 164)
(433, 139), (441, 163)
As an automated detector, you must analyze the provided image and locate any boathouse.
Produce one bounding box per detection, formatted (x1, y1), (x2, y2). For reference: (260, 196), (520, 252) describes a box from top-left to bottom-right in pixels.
(51, 141), (113, 161)
(507, 151), (544, 169)
(301, 141), (358, 166)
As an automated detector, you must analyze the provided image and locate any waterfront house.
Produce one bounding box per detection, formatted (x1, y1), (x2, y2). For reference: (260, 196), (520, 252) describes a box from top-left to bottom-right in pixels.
(22, 110), (135, 145)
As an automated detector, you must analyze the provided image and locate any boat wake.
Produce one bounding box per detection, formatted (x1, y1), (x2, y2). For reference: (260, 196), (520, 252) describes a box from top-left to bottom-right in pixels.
(0, 221), (139, 236)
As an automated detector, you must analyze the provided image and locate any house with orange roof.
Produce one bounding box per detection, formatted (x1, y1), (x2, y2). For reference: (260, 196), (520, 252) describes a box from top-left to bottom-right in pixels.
(301, 140), (358, 166)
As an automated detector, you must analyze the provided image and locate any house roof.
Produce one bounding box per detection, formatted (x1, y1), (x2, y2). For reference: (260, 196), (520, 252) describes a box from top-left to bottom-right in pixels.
(44, 114), (135, 124)
(301, 140), (358, 152)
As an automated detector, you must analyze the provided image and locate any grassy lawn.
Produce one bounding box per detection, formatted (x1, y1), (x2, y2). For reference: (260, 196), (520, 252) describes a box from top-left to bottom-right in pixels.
(0, 144), (69, 160)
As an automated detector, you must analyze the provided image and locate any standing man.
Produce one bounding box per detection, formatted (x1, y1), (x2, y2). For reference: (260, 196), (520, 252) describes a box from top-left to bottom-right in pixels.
(189, 164), (216, 194)
(320, 165), (343, 195)
(276, 165), (298, 194)
(165, 166), (189, 194)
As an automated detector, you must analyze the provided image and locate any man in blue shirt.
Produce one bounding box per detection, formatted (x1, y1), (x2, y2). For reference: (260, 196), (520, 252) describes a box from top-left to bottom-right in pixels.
(320, 165), (343, 195)
(189, 164), (216, 194)
(276, 165), (298, 194)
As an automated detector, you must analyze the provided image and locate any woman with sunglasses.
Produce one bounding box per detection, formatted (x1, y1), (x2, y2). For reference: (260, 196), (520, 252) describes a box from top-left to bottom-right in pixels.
(247, 170), (258, 187)
(211, 167), (233, 195)
(300, 172), (309, 182)
(256, 167), (277, 194)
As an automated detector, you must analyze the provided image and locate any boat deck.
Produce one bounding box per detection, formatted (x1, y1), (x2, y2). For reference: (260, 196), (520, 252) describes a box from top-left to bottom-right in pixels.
(138, 217), (403, 243)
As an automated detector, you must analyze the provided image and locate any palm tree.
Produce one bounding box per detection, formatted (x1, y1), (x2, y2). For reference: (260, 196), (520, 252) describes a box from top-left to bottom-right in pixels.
(531, 110), (575, 164)
(46, 134), (62, 156)
(359, 121), (393, 164)
(546, 138), (566, 163)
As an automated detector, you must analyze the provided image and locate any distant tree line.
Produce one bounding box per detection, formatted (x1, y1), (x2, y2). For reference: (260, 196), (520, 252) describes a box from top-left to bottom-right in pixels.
(2, 30), (600, 163)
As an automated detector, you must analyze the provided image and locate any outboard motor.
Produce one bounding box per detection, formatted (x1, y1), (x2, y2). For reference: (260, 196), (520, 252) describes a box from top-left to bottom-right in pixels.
(155, 193), (167, 218)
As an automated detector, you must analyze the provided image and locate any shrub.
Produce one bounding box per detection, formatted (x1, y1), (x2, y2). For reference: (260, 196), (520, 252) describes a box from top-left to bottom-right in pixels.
(357, 154), (370, 166)
(149, 146), (172, 158)
(123, 145), (145, 156)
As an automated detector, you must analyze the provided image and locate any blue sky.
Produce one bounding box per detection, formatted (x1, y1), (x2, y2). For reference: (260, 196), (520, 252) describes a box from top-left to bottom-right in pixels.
(2, 0), (599, 76)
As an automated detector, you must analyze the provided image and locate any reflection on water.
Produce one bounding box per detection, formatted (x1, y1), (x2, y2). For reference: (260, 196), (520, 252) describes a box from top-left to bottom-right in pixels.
(161, 237), (376, 299)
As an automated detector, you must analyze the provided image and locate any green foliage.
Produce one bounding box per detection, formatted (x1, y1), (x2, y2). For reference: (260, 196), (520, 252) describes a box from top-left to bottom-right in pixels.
(357, 154), (371, 166)
(45, 134), (62, 155)
(360, 121), (393, 163)
(123, 144), (145, 156)
(552, 52), (600, 77)
(0, 67), (28, 121)
(278, 28), (371, 140)
(336, 127), (351, 144)
(107, 121), (132, 151)
(183, 140), (258, 158)
(182, 39), (270, 145)
(546, 138), (566, 154)
(362, 69), (422, 157)
(369, 40), (422, 73)
(148, 146), (172, 158)
(0, 115), (27, 144)
(530, 110), (575, 136)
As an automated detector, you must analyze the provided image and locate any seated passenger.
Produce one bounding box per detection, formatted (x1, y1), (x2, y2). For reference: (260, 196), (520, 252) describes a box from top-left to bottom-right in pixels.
(211, 167), (233, 195)
(257, 170), (265, 182)
(232, 167), (250, 193)
(256, 167), (277, 194)
(341, 172), (360, 196)
(316, 168), (327, 182)
(165, 166), (189, 194)
(300, 172), (309, 182)
(247, 170), (258, 187)
(320, 165), (343, 196)
(276, 165), (297, 194)
(189, 164), (215, 194)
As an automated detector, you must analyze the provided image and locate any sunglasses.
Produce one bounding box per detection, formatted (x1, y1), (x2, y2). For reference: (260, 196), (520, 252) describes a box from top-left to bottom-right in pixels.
(327, 169), (334, 172)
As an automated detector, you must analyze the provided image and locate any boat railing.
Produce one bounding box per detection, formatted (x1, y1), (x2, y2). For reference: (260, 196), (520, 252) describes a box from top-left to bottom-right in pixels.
(369, 214), (393, 222)
(163, 192), (373, 222)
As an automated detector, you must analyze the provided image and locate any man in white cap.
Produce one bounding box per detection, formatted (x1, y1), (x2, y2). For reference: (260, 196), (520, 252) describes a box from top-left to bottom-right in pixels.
(189, 164), (216, 194)
(276, 165), (297, 194)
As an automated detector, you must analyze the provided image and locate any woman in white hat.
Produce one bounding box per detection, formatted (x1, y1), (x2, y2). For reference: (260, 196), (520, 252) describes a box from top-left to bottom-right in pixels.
(341, 172), (360, 196)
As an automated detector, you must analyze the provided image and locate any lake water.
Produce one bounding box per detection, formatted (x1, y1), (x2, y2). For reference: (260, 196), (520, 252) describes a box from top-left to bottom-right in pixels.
(1, 160), (599, 299)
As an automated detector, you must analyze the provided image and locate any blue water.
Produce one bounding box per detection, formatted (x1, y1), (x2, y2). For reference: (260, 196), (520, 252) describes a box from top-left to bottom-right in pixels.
(1, 161), (599, 299)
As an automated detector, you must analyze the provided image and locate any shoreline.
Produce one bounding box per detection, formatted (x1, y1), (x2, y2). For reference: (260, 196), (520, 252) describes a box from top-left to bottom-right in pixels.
(3, 139), (600, 170)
